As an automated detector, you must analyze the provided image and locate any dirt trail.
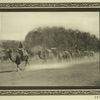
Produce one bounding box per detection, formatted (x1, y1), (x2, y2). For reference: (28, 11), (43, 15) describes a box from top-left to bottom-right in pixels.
(0, 54), (99, 86)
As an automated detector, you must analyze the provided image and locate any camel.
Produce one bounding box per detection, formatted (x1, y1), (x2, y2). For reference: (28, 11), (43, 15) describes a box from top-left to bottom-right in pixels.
(58, 50), (71, 61)
(6, 48), (29, 72)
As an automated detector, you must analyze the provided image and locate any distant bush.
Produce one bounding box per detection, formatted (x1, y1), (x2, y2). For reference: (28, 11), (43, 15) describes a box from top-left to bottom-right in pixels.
(24, 26), (99, 52)
(1, 40), (20, 50)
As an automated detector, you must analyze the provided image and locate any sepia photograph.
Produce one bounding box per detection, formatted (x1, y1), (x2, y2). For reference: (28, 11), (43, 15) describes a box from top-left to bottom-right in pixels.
(0, 11), (99, 87)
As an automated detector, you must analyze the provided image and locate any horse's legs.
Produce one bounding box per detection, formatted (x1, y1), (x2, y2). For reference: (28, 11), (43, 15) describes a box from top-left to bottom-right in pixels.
(22, 61), (26, 71)
(25, 61), (27, 66)
(17, 65), (19, 72)
(17, 64), (22, 72)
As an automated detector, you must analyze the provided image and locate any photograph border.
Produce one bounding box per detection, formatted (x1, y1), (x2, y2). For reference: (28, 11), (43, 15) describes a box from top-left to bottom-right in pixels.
(0, 2), (100, 95)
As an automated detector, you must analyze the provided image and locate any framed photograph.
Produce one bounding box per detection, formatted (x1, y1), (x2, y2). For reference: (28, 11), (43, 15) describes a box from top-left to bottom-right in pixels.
(0, 2), (100, 95)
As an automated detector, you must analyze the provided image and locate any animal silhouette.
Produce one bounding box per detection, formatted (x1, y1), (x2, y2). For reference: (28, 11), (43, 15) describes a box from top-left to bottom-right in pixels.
(7, 48), (29, 72)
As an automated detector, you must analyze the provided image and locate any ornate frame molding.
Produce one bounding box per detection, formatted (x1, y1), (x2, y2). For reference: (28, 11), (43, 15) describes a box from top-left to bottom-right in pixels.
(0, 2), (100, 9)
(0, 89), (100, 95)
(0, 2), (100, 95)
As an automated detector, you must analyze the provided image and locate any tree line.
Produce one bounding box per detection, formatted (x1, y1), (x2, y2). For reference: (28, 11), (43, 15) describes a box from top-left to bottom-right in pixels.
(0, 26), (99, 53)
(24, 26), (100, 52)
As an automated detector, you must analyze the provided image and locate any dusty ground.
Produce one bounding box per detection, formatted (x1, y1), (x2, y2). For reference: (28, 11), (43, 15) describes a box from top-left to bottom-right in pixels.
(0, 54), (99, 86)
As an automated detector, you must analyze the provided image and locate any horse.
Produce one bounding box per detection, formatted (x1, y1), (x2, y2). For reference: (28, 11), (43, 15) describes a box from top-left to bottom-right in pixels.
(6, 48), (29, 72)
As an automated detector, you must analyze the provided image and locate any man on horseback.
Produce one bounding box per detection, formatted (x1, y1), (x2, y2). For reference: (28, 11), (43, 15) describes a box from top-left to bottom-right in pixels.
(18, 42), (26, 57)
(6, 42), (29, 72)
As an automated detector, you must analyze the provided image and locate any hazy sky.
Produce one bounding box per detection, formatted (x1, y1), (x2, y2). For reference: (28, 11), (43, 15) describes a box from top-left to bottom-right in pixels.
(0, 12), (99, 40)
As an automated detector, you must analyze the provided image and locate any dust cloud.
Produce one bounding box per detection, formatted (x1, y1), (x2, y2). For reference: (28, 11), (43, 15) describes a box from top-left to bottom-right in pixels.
(25, 54), (99, 71)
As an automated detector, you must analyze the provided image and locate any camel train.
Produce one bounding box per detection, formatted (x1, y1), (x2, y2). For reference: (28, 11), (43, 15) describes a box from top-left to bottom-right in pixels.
(0, 42), (95, 72)
(29, 47), (94, 62)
